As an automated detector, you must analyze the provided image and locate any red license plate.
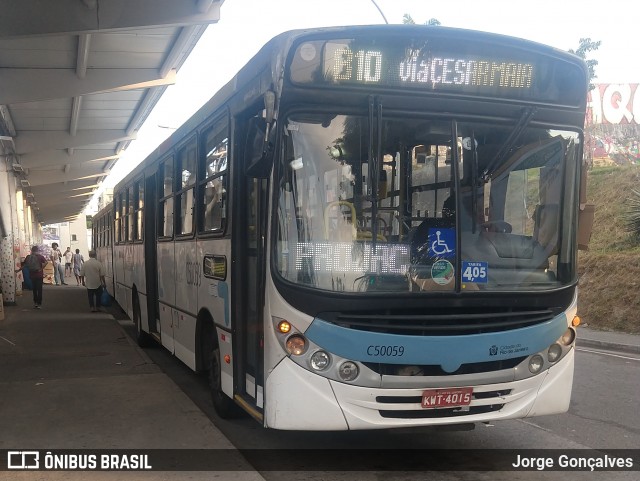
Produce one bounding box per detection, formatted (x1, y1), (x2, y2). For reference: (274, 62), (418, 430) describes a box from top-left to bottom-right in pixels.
(421, 387), (473, 408)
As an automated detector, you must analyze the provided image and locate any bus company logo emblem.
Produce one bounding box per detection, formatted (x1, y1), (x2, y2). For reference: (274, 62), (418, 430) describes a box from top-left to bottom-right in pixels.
(7, 451), (39, 469)
(489, 345), (499, 356)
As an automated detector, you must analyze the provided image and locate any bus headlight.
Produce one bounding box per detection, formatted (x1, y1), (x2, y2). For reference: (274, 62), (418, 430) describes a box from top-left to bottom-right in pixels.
(528, 355), (544, 374)
(286, 335), (307, 356)
(338, 361), (359, 381)
(547, 343), (563, 363)
(310, 351), (331, 371)
(559, 328), (576, 346)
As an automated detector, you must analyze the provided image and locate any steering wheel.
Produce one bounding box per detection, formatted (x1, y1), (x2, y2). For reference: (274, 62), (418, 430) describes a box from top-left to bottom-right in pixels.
(482, 221), (512, 233)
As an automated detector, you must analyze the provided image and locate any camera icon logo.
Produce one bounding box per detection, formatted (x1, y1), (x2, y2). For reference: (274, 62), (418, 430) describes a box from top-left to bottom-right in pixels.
(7, 451), (40, 469)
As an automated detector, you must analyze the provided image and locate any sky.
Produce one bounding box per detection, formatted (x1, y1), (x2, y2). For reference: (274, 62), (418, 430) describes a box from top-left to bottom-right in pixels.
(88, 0), (639, 211)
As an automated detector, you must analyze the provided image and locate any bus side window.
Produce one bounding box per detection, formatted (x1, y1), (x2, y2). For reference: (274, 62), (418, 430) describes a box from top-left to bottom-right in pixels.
(204, 177), (224, 231)
(177, 138), (197, 235)
(159, 156), (174, 238)
(200, 118), (228, 233)
(114, 194), (121, 242)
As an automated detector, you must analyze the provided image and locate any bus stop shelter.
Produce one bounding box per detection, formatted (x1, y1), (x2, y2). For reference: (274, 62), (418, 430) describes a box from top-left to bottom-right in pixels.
(0, 0), (224, 305)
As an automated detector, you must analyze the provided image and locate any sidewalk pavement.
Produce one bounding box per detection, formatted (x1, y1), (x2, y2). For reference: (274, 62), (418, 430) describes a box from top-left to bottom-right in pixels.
(0, 283), (264, 480)
(577, 325), (640, 355)
(1, 284), (637, 479)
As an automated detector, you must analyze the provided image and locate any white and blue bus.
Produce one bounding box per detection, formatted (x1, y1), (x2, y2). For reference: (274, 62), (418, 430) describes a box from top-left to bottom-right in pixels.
(93, 25), (590, 430)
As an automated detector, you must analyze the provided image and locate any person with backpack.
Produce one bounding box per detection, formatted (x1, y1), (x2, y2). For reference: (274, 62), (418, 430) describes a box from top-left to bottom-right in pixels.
(24, 245), (47, 309)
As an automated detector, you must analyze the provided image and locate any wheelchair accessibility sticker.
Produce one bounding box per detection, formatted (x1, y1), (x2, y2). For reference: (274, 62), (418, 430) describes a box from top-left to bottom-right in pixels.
(428, 228), (455, 258)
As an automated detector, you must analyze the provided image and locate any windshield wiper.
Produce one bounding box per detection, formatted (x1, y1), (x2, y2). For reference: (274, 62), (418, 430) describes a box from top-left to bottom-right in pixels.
(482, 107), (537, 180)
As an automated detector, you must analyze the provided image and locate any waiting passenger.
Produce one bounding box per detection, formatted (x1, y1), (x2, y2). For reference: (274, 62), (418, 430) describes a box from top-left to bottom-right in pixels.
(80, 251), (106, 313)
(73, 249), (85, 286)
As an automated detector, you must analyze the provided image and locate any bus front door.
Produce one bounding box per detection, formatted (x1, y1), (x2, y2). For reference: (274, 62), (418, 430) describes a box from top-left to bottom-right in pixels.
(235, 176), (267, 417)
(144, 173), (160, 340)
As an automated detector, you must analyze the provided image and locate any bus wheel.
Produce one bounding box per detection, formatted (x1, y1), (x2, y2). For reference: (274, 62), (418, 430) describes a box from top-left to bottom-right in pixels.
(133, 295), (152, 348)
(208, 346), (239, 418)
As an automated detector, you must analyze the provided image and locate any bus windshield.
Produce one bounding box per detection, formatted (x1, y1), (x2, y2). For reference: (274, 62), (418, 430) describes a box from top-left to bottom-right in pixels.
(275, 112), (580, 294)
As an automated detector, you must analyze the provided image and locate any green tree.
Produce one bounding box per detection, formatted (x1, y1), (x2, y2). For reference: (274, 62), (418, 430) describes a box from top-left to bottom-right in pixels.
(569, 38), (601, 170)
(569, 38), (601, 91)
(403, 13), (441, 26)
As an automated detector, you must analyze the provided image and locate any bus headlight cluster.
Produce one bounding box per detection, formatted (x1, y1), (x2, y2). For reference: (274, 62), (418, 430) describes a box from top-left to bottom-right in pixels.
(544, 327), (575, 365)
(272, 317), (368, 384)
(526, 327), (576, 375)
(273, 317), (307, 356)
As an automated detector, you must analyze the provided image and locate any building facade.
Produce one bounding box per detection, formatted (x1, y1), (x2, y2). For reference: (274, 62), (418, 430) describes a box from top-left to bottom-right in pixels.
(1, 155), (40, 304)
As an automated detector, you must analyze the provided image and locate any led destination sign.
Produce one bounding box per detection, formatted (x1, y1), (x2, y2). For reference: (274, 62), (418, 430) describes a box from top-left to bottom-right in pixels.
(295, 242), (411, 275)
(289, 36), (586, 105)
(330, 46), (534, 90)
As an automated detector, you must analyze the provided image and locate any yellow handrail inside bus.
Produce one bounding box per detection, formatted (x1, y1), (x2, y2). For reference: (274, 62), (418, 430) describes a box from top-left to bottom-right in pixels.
(324, 201), (386, 241)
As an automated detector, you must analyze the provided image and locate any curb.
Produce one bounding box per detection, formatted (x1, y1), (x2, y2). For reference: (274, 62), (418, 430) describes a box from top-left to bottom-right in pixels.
(115, 319), (157, 366)
(577, 338), (640, 355)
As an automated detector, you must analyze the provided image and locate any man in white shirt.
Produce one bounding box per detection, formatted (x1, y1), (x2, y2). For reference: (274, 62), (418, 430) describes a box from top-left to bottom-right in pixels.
(63, 247), (73, 278)
(79, 250), (106, 312)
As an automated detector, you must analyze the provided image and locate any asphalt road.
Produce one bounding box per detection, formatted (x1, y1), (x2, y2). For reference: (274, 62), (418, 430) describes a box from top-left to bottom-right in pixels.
(119, 320), (640, 480)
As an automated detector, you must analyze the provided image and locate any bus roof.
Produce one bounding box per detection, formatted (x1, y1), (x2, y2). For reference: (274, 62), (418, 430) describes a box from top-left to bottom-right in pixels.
(115, 24), (586, 190)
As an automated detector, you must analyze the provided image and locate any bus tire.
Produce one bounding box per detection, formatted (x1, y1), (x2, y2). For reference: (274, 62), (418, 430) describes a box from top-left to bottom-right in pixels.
(209, 346), (239, 418)
(133, 294), (152, 348)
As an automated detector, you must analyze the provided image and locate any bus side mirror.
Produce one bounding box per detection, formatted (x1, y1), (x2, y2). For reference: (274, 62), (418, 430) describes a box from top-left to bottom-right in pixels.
(578, 204), (595, 250)
(245, 116), (275, 178)
(577, 161), (594, 250)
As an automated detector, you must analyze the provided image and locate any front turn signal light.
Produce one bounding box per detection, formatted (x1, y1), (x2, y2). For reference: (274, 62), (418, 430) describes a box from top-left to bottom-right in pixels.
(572, 315), (581, 327)
(277, 320), (292, 334)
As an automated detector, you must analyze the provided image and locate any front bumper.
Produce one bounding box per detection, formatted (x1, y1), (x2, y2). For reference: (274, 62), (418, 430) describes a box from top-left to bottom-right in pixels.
(264, 349), (574, 430)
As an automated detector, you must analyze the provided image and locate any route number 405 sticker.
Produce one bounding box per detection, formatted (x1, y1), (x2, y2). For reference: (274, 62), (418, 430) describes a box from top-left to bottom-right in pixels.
(462, 261), (488, 283)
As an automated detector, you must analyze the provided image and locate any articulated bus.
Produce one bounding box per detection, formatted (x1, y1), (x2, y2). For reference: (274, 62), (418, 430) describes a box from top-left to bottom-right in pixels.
(93, 25), (590, 430)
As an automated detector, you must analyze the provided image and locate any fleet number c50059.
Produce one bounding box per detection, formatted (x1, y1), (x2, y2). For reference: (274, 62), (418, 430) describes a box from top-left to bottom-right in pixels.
(367, 345), (405, 357)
